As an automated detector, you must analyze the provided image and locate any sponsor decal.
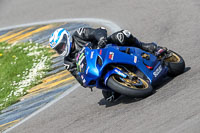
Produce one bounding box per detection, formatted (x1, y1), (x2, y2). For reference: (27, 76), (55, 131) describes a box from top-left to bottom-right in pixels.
(81, 74), (86, 83)
(76, 48), (85, 62)
(153, 65), (162, 77)
(78, 56), (85, 66)
(134, 56), (137, 63)
(77, 51), (86, 72)
(115, 69), (126, 77)
(90, 51), (94, 59)
(79, 53), (84, 60)
(109, 52), (114, 60)
(80, 47), (85, 53)
(86, 66), (90, 74)
(81, 63), (84, 69)
(76, 53), (80, 61)
(81, 75), (84, 80)
(99, 49), (102, 55)
(117, 33), (124, 43)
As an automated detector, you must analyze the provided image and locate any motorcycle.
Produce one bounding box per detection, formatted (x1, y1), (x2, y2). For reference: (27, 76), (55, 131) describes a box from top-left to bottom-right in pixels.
(76, 44), (185, 100)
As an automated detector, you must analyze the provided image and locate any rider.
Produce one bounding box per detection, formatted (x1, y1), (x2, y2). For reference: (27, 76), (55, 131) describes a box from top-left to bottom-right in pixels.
(49, 27), (165, 101)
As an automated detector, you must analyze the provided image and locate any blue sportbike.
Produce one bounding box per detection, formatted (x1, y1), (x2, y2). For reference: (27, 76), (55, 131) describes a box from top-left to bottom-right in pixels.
(76, 44), (185, 100)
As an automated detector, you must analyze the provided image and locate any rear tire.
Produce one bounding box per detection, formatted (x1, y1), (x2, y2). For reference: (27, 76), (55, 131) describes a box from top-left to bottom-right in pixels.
(107, 75), (153, 98)
(165, 50), (185, 76)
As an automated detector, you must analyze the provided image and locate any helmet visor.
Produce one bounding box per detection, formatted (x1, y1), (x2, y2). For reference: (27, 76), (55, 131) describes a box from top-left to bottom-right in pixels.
(54, 42), (66, 55)
(54, 34), (68, 55)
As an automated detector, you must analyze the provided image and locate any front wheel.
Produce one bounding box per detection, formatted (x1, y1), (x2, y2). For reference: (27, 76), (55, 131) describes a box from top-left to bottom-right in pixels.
(164, 50), (185, 76)
(107, 73), (153, 98)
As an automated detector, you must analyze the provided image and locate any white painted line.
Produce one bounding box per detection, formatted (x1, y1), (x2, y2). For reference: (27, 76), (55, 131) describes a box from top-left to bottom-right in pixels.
(3, 18), (121, 133)
(0, 18), (121, 32)
(4, 83), (80, 133)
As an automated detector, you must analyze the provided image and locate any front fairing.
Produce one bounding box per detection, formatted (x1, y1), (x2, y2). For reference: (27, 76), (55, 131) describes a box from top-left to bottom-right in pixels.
(76, 45), (168, 88)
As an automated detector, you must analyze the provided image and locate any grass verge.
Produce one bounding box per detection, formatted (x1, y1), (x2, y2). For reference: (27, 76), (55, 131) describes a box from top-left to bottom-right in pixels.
(0, 42), (55, 111)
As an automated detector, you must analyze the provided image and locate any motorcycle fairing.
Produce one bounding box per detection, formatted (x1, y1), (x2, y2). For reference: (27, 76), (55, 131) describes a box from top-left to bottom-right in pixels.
(77, 44), (168, 88)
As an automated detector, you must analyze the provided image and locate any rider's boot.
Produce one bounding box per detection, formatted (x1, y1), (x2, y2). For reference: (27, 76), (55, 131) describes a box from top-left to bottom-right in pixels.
(102, 90), (121, 102)
(140, 42), (167, 56)
(140, 42), (158, 53)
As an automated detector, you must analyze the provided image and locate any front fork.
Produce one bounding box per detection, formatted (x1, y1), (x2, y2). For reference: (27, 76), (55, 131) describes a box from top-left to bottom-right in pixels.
(104, 67), (128, 85)
(104, 66), (139, 86)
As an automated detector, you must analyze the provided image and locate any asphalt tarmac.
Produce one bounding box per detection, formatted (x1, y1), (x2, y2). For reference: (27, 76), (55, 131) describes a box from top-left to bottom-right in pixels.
(1, 0), (200, 132)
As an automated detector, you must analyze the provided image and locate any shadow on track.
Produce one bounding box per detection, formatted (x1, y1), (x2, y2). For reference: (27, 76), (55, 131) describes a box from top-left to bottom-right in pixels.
(153, 66), (191, 90)
(98, 95), (143, 108)
(98, 67), (191, 108)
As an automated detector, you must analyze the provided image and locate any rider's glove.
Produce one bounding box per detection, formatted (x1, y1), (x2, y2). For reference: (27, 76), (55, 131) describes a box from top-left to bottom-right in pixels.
(141, 42), (157, 53)
(155, 46), (167, 57)
(98, 37), (107, 48)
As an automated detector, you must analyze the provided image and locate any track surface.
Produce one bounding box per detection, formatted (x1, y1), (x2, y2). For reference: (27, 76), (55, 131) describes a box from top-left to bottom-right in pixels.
(1, 0), (200, 132)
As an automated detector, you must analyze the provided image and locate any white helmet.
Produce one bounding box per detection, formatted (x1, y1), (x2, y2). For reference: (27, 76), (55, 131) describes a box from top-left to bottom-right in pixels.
(49, 28), (72, 57)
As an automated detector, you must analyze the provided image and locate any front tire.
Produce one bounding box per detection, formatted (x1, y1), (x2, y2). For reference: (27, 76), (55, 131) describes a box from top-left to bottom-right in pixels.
(107, 74), (153, 98)
(165, 50), (185, 76)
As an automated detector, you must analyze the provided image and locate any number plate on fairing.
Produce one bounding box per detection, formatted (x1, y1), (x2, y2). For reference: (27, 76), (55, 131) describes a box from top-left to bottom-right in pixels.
(153, 65), (162, 77)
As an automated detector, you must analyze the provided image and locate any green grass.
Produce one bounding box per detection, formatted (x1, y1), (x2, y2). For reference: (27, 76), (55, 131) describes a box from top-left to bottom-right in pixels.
(0, 42), (54, 111)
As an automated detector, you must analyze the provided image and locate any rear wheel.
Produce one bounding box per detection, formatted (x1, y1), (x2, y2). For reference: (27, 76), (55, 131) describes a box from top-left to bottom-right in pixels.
(164, 50), (185, 76)
(107, 71), (153, 98)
